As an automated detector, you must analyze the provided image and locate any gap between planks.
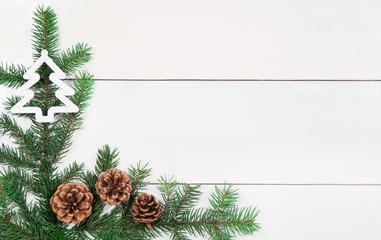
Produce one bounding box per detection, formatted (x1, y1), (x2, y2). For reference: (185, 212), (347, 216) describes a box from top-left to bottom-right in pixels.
(66, 79), (381, 82)
(147, 183), (381, 186)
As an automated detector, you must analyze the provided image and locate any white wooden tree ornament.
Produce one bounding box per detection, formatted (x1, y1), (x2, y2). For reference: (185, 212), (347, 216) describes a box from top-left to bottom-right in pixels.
(11, 50), (79, 123)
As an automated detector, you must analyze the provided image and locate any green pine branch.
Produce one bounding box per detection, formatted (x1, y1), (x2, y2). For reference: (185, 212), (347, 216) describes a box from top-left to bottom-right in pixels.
(32, 6), (60, 61)
(171, 184), (202, 220)
(94, 145), (120, 175)
(158, 175), (177, 218)
(210, 185), (239, 221)
(0, 170), (39, 238)
(0, 63), (26, 88)
(0, 182), (11, 219)
(3, 96), (44, 122)
(79, 145), (122, 237)
(0, 144), (39, 169)
(1, 168), (35, 194)
(87, 174), (260, 240)
(128, 161), (151, 192)
(93, 229), (123, 240)
(50, 72), (94, 166)
(0, 114), (39, 159)
(122, 161), (152, 214)
(80, 144), (119, 201)
(152, 182), (260, 240)
(58, 43), (92, 75)
(59, 161), (85, 183)
(0, 217), (34, 240)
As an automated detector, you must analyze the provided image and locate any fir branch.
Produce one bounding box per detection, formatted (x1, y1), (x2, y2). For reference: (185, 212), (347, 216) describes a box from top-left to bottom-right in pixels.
(31, 6), (60, 60)
(2, 168), (35, 194)
(0, 63), (26, 88)
(83, 206), (124, 234)
(123, 161), (151, 214)
(210, 185), (239, 221)
(70, 71), (95, 110)
(170, 227), (191, 240)
(31, 121), (54, 166)
(80, 170), (98, 193)
(171, 184), (202, 220)
(1, 171), (38, 235)
(3, 96), (35, 120)
(79, 169), (106, 231)
(50, 72), (94, 165)
(40, 77), (52, 171)
(88, 223), (155, 240)
(0, 217), (34, 240)
(93, 213), (260, 240)
(174, 209), (259, 239)
(128, 161), (151, 195)
(31, 81), (59, 112)
(177, 185), (260, 239)
(58, 43), (92, 75)
(3, 96), (21, 111)
(94, 145), (120, 175)
(0, 114), (27, 140)
(32, 121), (54, 193)
(1, 172), (31, 217)
(59, 161), (85, 183)
(95, 229), (123, 240)
(0, 114), (39, 160)
(0, 183), (10, 220)
(40, 219), (85, 240)
(0, 145), (39, 169)
(154, 181), (259, 239)
(157, 175), (177, 217)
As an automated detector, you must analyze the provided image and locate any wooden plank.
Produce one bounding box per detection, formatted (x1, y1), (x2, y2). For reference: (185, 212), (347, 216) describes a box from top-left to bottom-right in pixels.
(1, 0), (381, 79)
(3, 81), (381, 184)
(148, 185), (381, 240)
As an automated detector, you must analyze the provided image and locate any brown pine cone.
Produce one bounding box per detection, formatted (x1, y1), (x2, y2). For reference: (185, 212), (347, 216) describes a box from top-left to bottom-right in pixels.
(131, 193), (162, 230)
(50, 183), (93, 224)
(95, 168), (132, 205)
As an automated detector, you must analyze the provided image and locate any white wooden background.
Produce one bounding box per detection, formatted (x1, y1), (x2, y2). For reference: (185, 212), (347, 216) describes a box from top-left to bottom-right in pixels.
(1, 1), (381, 239)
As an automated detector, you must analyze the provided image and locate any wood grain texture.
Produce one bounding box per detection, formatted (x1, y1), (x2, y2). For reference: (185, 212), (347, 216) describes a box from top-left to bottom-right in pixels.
(71, 81), (381, 184)
(1, 0), (381, 79)
(2, 81), (381, 184)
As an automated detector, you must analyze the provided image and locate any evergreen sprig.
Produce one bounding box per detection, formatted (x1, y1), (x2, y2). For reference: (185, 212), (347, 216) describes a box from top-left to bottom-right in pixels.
(94, 145), (120, 175)
(0, 63), (26, 88)
(58, 43), (92, 75)
(32, 6), (60, 61)
(128, 161), (151, 198)
(152, 181), (260, 240)
(0, 5), (260, 240)
(0, 144), (38, 169)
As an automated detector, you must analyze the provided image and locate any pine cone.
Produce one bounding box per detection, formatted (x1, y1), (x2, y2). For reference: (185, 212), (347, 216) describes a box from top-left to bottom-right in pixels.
(131, 193), (162, 230)
(50, 183), (93, 224)
(95, 168), (132, 205)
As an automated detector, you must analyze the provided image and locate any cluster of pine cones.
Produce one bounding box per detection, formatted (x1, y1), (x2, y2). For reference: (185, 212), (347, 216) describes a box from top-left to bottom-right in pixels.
(50, 168), (162, 227)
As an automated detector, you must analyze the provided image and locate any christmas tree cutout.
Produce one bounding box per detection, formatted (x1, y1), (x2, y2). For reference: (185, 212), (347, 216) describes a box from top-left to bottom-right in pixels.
(11, 50), (79, 122)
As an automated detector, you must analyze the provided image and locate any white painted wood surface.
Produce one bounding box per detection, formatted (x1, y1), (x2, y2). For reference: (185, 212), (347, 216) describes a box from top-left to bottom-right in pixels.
(65, 81), (381, 184)
(2, 0), (381, 79)
(1, 1), (381, 239)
